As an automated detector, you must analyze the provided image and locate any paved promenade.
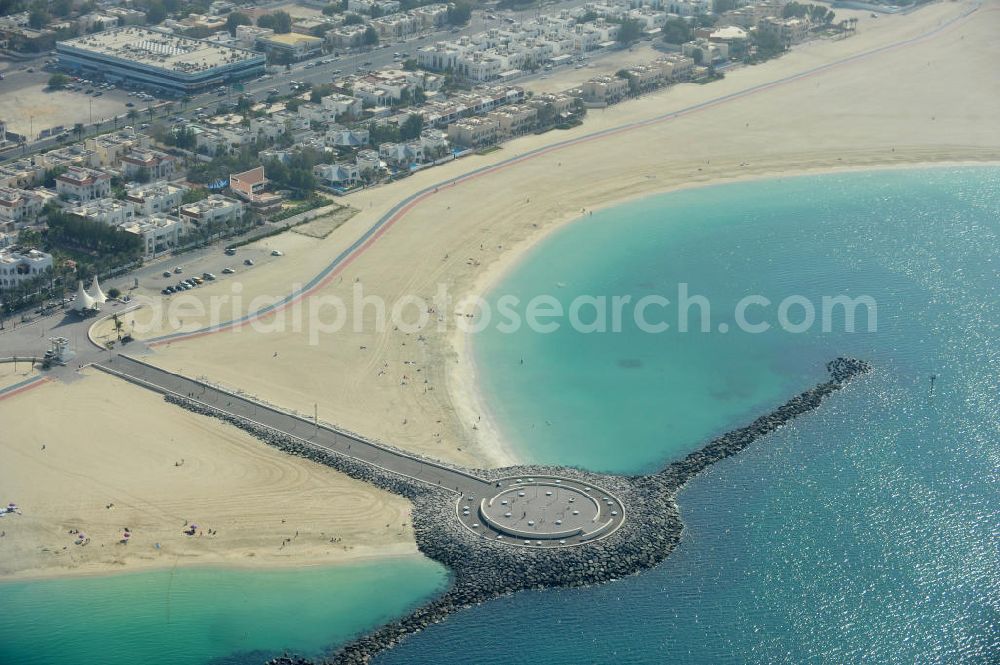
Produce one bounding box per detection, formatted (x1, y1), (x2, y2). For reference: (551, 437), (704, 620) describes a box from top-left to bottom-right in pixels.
(97, 354), (494, 497)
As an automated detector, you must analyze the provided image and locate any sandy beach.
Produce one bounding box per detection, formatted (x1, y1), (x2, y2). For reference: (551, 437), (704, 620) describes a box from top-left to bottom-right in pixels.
(0, 371), (416, 579)
(2, 0), (998, 579)
(0, 362), (38, 391)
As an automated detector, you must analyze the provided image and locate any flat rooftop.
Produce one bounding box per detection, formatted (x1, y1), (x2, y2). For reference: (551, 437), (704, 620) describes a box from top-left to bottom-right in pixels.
(260, 32), (324, 46)
(58, 27), (260, 74)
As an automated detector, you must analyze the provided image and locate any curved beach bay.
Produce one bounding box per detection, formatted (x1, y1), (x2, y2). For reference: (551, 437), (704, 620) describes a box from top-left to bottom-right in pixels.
(380, 166), (1000, 662)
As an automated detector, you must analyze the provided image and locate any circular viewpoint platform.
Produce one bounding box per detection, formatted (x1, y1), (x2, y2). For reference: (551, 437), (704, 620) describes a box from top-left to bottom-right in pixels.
(456, 476), (626, 548)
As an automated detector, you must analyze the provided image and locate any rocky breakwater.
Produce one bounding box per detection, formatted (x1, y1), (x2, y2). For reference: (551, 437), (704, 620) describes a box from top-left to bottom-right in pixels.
(165, 357), (871, 664)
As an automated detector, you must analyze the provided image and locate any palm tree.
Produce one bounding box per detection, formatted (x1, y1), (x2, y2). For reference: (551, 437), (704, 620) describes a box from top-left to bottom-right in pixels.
(127, 109), (139, 124)
(73, 123), (84, 140)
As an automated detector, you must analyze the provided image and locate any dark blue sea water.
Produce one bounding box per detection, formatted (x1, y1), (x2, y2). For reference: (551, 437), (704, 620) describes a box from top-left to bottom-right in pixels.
(378, 167), (1000, 663)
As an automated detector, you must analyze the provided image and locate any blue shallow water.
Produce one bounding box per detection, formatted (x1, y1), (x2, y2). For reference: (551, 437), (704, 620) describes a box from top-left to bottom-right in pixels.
(0, 557), (448, 665)
(377, 167), (1000, 663)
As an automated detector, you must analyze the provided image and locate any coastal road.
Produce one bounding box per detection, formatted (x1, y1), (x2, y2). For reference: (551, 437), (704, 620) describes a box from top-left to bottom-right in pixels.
(97, 353), (495, 497)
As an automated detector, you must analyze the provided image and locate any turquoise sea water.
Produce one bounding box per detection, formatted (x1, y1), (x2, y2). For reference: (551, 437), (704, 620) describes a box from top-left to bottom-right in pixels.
(0, 557), (448, 665)
(376, 167), (999, 662)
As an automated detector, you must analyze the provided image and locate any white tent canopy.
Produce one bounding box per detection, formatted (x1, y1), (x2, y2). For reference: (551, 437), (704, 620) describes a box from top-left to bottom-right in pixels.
(89, 275), (107, 304)
(71, 280), (97, 312)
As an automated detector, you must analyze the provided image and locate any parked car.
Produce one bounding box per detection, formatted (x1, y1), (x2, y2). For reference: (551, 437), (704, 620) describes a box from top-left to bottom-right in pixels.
(224, 248), (236, 255)
(243, 259), (254, 266)
(202, 272), (216, 280)
(173, 266), (183, 273)
(222, 267), (235, 274)
(271, 249), (283, 256)
(162, 271), (172, 278)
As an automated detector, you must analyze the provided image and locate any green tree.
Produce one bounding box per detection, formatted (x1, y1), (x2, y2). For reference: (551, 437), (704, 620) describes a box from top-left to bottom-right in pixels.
(616, 19), (643, 45)
(226, 12), (252, 36)
(447, 2), (472, 26)
(51, 0), (73, 17)
(752, 30), (784, 61)
(661, 18), (691, 45)
(43, 164), (66, 188)
(310, 83), (334, 103)
(258, 11), (292, 33)
(400, 113), (423, 140)
(236, 95), (253, 114)
(343, 13), (364, 25)
(367, 121), (400, 147)
(181, 187), (209, 204)
(28, 7), (48, 29)
(363, 26), (378, 46)
(144, 0), (167, 25)
(47, 73), (69, 89)
(692, 48), (704, 65)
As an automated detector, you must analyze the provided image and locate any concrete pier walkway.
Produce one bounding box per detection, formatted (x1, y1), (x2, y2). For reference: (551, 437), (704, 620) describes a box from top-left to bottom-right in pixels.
(96, 354), (494, 497)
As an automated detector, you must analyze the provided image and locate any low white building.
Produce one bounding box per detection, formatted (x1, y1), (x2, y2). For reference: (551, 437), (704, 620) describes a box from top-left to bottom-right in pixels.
(0, 247), (52, 290)
(121, 214), (183, 258)
(0, 187), (44, 229)
(419, 129), (449, 156)
(355, 149), (382, 174)
(179, 194), (244, 228)
(235, 24), (274, 49)
(70, 198), (136, 226)
(56, 166), (112, 202)
(314, 162), (361, 188)
(326, 127), (370, 148)
(120, 149), (177, 181)
(378, 141), (424, 167)
(125, 181), (188, 216)
(321, 93), (364, 119)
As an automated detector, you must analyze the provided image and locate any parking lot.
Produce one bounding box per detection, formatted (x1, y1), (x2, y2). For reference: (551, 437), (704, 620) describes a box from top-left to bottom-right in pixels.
(0, 61), (135, 139)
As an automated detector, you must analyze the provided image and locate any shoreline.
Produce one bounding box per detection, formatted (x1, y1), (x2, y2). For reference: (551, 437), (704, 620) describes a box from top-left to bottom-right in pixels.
(0, 545), (428, 584)
(445, 158), (1000, 468)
